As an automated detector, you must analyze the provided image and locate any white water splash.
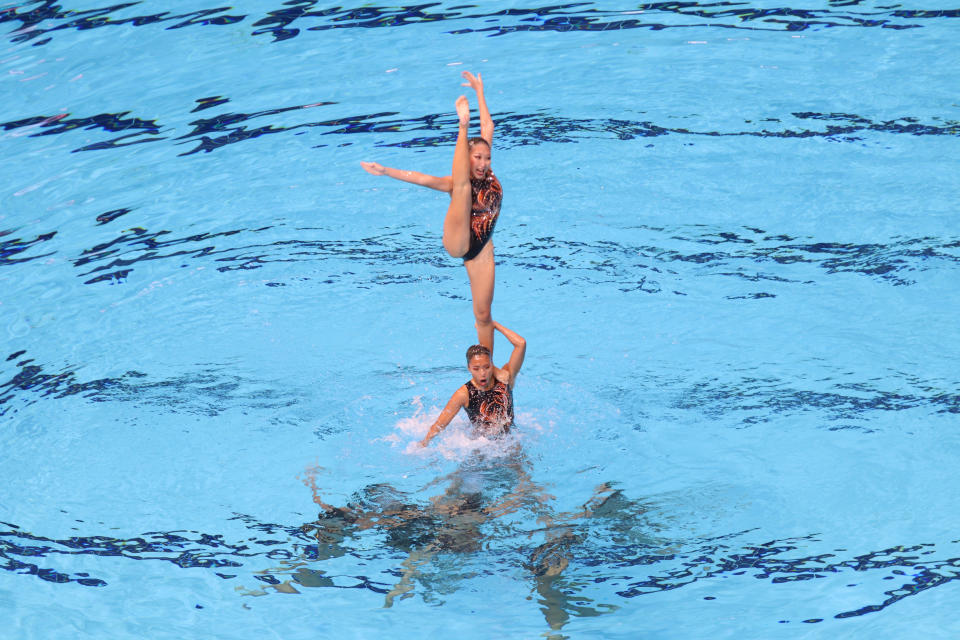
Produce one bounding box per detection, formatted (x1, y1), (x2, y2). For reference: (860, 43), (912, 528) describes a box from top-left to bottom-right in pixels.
(375, 396), (551, 461)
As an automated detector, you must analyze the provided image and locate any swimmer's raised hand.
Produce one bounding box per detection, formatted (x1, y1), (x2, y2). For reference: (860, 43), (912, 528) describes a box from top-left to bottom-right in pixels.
(461, 71), (483, 93)
(461, 72), (493, 145)
(455, 95), (470, 127)
(360, 161), (387, 176)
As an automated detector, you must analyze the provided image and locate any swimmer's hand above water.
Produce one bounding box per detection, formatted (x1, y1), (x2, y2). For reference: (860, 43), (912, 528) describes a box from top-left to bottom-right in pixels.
(460, 70), (483, 92)
(360, 161), (452, 192)
(460, 71), (493, 145)
(419, 386), (469, 447)
(360, 161), (387, 176)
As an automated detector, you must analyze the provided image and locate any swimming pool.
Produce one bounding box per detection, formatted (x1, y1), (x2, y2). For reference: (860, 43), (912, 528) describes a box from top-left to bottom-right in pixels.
(3, 1), (959, 637)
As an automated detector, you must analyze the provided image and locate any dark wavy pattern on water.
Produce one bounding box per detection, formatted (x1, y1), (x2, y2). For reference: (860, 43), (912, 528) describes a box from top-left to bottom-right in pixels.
(5, 211), (955, 303)
(58, 217), (960, 292)
(671, 374), (960, 427)
(0, 228), (57, 266)
(4, 0), (957, 47)
(605, 533), (960, 621)
(1, 1), (246, 47)
(2, 345), (954, 428)
(3, 103), (959, 158)
(343, 110), (960, 150)
(598, 366), (960, 431)
(509, 230), (960, 290)
(0, 354), (299, 419)
(72, 225), (254, 284)
(3, 492), (959, 623)
(70, 227), (450, 285)
(248, 2), (936, 41)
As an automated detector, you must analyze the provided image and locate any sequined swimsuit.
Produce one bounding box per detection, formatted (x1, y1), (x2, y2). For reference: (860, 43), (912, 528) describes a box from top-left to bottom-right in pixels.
(463, 379), (513, 437)
(463, 172), (502, 261)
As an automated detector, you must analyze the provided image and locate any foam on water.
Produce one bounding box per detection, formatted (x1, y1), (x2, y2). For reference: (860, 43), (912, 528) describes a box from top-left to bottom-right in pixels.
(378, 395), (550, 461)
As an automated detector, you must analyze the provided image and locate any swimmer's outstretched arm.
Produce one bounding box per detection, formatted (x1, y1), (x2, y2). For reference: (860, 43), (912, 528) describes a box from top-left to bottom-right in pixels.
(419, 386), (468, 447)
(461, 71), (494, 145)
(494, 321), (526, 388)
(360, 161), (453, 193)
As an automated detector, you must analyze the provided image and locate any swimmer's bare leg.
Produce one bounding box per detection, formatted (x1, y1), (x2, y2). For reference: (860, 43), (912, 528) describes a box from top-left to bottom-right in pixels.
(464, 242), (495, 351)
(441, 96), (472, 259)
(384, 546), (435, 608)
(299, 465), (338, 513)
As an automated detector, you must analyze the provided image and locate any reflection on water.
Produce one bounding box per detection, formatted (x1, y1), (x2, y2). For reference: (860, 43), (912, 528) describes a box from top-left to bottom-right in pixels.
(290, 457), (649, 633)
(5, 104), (958, 158)
(4, 1), (954, 48)
(8, 213), (952, 291)
(0, 229), (57, 267)
(0, 354), (300, 419)
(4, 466), (960, 631)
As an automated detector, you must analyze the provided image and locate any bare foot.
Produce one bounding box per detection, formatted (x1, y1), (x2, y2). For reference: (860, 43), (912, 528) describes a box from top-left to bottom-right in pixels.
(455, 95), (470, 127)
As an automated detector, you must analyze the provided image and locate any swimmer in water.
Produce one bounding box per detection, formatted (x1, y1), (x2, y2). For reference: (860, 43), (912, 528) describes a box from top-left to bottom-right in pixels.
(361, 71), (501, 350)
(419, 321), (525, 446)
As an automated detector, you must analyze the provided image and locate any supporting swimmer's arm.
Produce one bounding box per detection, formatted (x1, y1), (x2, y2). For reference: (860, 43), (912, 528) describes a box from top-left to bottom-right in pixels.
(461, 72), (493, 145)
(360, 162), (453, 193)
(494, 321), (526, 388)
(419, 386), (468, 447)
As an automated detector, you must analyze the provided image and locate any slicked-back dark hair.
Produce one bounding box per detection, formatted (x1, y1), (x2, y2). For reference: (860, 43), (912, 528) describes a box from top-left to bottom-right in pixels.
(468, 137), (490, 149)
(466, 344), (491, 363)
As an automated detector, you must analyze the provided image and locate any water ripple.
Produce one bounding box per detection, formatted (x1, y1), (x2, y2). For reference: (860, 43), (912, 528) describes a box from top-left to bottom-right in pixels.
(0, 352), (298, 418)
(607, 532), (960, 621)
(73, 225), (253, 284)
(2, 1), (244, 46)
(509, 229), (960, 291)
(671, 374), (960, 427)
(49, 219), (960, 292)
(3, 494), (958, 624)
(7, 1), (951, 47)
(0, 228), (57, 267)
(373, 110), (960, 149)
(4, 104), (956, 159)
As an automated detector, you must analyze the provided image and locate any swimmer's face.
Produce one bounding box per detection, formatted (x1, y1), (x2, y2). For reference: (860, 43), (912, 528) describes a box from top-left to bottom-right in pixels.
(469, 143), (491, 179)
(468, 353), (493, 389)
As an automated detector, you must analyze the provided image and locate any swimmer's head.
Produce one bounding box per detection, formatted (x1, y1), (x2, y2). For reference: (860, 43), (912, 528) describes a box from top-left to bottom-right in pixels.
(466, 344), (490, 362)
(466, 344), (493, 389)
(468, 137), (491, 179)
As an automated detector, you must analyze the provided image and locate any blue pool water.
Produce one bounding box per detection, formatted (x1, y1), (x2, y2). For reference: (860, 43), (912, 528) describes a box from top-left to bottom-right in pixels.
(3, 1), (960, 638)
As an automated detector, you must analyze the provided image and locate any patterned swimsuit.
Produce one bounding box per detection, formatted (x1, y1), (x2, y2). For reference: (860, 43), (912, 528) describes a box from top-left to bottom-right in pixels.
(463, 172), (503, 261)
(464, 379), (514, 437)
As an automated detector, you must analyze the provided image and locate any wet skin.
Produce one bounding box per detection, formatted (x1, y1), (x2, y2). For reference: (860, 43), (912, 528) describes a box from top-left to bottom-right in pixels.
(469, 142), (491, 180)
(468, 353), (495, 390)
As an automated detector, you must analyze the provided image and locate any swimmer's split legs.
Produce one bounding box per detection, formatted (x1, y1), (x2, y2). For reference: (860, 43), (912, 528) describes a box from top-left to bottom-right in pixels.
(360, 91), (497, 351)
(442, 95), (473, 260)
(441, 95), (495, 350)
(465, 244), (495, 351)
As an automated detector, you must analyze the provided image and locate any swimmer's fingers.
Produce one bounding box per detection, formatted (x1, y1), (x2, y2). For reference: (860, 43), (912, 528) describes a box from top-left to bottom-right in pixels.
(461, 71), (483, 91)
(360, 161), (386, 176)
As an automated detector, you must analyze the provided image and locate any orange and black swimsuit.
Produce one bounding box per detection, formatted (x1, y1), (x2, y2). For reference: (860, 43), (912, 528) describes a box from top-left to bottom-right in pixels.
(464, 379), (513, 437)
(463, 172), (503, 261)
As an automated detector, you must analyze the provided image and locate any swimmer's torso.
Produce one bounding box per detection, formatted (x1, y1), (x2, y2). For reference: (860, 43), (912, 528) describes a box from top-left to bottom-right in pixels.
(464, 172), (502, 260)
(464, 379), (513, 437)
